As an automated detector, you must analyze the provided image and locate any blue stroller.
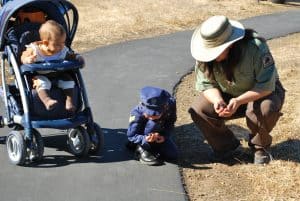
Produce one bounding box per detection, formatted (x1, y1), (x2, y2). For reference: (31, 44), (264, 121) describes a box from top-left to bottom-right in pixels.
(0, 0), (104, 165)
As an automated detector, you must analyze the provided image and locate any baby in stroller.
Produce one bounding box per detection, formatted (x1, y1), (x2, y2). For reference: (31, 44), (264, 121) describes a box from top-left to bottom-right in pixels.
(0, 0), (103, 165)
(21, 20), (84, 112)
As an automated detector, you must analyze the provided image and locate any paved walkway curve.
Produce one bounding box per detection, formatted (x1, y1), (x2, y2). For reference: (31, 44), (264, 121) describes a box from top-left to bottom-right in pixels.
(0, 10), (299, 201)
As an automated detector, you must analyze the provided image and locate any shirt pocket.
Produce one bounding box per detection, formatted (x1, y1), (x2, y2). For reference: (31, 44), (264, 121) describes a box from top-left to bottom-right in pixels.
(234, 69), (255, 91)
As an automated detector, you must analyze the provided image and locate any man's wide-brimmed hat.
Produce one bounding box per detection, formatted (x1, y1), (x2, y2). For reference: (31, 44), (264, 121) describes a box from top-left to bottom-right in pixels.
(191, 15), (245, 62)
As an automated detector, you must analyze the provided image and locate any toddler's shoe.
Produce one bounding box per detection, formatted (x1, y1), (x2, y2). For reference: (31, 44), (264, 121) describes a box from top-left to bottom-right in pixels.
(134, 145), (161, 166)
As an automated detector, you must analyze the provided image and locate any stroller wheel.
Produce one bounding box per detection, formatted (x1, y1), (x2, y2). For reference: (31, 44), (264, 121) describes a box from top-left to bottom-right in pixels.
(6, 131), (26, 165)
(29, 129), (44, 162)
(67, 126), (90, 157)
(88, 123), (104, 155)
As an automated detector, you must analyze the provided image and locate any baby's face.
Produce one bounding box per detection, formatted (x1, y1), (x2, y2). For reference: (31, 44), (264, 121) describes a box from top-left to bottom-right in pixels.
(47, 34), (66, 54)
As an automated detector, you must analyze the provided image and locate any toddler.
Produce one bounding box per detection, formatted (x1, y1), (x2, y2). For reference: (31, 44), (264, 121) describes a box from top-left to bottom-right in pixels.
(21, 20), (84, 112)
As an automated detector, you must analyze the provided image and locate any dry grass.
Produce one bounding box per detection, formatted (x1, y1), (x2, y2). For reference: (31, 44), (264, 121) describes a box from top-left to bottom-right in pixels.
(71, 0), (297, 52)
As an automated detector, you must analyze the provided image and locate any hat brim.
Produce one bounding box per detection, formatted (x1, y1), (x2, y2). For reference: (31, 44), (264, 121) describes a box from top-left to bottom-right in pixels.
(191, 19), (245, 62)
(143, 106), (163, 116)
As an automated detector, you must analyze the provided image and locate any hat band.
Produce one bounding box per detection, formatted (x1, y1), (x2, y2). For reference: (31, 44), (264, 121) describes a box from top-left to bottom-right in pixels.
(202, 23), (233, 48)
(141, 102), (160, 110)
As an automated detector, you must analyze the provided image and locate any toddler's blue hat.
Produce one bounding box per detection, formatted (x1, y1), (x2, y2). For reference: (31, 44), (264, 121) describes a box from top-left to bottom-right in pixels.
(140, 86), (169, 116)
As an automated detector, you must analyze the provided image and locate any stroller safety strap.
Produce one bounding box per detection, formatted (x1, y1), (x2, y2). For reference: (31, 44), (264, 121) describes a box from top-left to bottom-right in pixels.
(20, 59), (84, 74)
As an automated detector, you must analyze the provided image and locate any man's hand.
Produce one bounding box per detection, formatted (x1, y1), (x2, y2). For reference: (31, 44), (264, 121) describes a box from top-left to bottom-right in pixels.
(219, 98), (240, 117)
(203, 88), (226, 115)
(213, 100), (227, 115)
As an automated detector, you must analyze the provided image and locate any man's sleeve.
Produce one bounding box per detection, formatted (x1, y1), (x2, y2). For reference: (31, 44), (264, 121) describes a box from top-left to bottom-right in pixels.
(252, 42), (276, 92)
(194, 61), (219, 92)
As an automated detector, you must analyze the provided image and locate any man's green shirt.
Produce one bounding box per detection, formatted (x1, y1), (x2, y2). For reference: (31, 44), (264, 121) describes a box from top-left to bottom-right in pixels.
(195, 37), (278, 97)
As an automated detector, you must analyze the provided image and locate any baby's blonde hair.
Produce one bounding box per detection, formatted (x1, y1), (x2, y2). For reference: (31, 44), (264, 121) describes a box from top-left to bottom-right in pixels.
(39, 20), (66, 41)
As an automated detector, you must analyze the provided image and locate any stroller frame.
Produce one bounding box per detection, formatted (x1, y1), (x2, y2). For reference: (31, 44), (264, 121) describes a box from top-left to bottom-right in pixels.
(0, 0), (104, 165)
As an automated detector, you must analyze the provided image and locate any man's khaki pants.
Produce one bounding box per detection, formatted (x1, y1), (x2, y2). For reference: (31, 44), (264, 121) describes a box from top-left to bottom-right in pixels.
(189, 81), (285, 153)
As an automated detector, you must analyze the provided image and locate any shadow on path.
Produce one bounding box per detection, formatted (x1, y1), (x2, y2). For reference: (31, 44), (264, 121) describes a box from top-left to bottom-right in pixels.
(0, 127), (135, 168)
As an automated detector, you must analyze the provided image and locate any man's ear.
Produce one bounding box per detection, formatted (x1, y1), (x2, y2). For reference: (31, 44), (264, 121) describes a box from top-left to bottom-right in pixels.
(42, 40), (49, 46)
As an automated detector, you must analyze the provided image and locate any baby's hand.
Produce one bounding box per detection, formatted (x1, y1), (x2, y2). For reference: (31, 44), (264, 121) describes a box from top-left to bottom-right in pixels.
(24, 54), (37, 64)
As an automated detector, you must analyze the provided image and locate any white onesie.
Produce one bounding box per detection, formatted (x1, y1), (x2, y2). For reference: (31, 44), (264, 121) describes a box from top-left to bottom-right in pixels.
(28, 43), (75, 91)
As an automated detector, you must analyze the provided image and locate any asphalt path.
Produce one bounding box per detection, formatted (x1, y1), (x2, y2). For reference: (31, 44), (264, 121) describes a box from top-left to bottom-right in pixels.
(0, 10), (299, 201)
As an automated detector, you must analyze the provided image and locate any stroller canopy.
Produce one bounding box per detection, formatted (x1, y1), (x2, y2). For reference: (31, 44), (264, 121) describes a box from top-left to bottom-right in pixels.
(0, 0), (78, 50)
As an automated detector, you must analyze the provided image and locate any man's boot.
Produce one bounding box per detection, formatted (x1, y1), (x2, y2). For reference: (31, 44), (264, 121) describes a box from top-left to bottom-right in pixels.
(134, 145), (161, 166)
(254, 147), (273, 165)
(248, 134), (273, 164)
(37, 89), (58, 110)
(63, 88), (76, 112)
